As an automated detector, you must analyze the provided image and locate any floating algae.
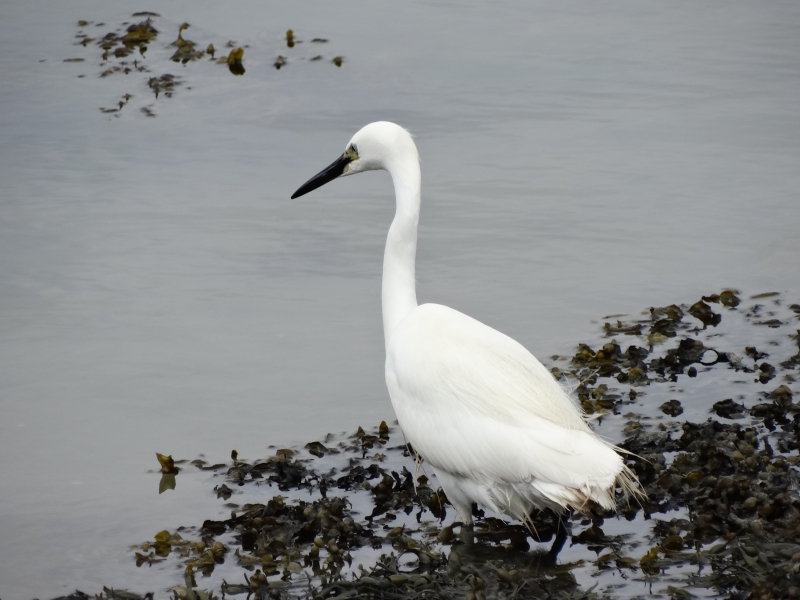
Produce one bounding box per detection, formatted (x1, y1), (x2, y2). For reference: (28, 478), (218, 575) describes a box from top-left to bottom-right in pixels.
(226, 48), (245, 76)
(91, 16), (158, 61)
(67, 14), (346, 117)
(156, 452), (182, 494)
(170, 23), (202, 63)
(147, 73), (179, 99)
(48, 290), (800, 599)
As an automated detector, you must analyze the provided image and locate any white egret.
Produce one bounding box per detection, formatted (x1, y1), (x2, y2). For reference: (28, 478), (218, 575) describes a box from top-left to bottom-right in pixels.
(292, 122), (637, 533)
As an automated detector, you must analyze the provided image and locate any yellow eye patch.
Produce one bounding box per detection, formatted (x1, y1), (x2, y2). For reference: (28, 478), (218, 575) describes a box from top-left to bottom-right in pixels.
(344, 144), (359, 161)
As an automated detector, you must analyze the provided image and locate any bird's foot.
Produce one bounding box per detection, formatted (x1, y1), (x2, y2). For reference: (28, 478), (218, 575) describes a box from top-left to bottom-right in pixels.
(457, 522), (475, 547)
(545, 512), (571, 563)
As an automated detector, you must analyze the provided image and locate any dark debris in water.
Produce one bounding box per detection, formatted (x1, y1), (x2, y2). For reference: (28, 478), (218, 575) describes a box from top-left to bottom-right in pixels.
(148, 73), (179, 99)
(66, 16), (347, 117)
(226, 48), (245, 76)
(53, 290), (800, 599)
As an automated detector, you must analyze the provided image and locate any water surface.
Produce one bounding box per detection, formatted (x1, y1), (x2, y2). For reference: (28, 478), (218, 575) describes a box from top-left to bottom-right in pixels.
(1, 1), (799, 597)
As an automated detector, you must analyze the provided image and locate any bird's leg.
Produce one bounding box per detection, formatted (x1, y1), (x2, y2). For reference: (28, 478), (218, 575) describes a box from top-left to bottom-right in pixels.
(546, 510), (571, 562)
(412, 449), (428, 495)
(402, 434), (428, 495)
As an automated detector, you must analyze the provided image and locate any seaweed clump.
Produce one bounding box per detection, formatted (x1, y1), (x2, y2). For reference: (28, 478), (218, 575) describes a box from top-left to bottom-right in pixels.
(66, 15), (346, 117)
(128, 424), (594, 600)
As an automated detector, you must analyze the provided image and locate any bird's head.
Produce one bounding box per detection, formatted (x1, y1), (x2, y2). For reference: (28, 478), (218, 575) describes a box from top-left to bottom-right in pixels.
(291, 122), (417, 199)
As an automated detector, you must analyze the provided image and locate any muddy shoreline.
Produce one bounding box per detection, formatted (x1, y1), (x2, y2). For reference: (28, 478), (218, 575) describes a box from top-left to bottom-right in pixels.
(47, 291), (800, 600)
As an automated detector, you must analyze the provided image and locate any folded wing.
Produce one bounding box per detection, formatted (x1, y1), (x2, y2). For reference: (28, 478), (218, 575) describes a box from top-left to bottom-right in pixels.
(386, 303), (630, 511)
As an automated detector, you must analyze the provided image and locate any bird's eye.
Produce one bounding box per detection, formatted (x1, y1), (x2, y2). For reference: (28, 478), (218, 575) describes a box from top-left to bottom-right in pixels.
(344, 144), (359, 160)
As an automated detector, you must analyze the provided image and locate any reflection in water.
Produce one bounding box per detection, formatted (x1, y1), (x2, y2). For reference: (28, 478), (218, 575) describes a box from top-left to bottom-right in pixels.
(445, 537), (580, 595)
(227, 47), (245, 76)
(158, 473), (176, 494)
(156, 453), (179, 494)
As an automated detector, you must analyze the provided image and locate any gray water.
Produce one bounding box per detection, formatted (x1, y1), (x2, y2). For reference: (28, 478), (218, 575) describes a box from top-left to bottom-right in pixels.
(1, 1), (799, 597)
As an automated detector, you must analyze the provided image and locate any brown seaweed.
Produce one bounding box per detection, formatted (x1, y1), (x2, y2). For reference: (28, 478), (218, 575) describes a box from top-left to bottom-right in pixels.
(52, 291), (800, 599)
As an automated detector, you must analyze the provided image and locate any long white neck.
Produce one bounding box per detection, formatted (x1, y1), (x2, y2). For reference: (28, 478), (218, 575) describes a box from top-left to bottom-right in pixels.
(382, 155), (421, 345)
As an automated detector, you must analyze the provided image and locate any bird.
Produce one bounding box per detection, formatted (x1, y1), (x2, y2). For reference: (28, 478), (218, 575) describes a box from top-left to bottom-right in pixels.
(291, 121), (638, 534)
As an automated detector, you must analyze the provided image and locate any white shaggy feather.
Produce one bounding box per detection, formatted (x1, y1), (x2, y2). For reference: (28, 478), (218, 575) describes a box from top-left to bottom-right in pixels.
(386, 304), (627, 521)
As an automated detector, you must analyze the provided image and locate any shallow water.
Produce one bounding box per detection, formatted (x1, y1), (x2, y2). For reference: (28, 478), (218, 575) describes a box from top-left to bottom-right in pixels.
(1, 1), (799, 598)
(106, 292), (800, 599)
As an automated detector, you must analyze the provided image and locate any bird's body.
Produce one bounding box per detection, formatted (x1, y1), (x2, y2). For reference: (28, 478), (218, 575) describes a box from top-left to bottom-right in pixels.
(387, 303), (626, 522)
(292, 122), (636, 526)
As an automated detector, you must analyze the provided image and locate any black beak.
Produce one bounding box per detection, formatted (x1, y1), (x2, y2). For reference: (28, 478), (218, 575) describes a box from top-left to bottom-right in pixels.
(291, 154), (352, 199)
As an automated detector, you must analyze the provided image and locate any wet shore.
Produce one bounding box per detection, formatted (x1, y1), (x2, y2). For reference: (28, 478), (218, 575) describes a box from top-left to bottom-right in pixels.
(46, 291), (800, 600)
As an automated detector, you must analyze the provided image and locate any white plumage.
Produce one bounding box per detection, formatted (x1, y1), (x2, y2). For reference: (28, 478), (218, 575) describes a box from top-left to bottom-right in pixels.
(292, 121), (636, 526)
